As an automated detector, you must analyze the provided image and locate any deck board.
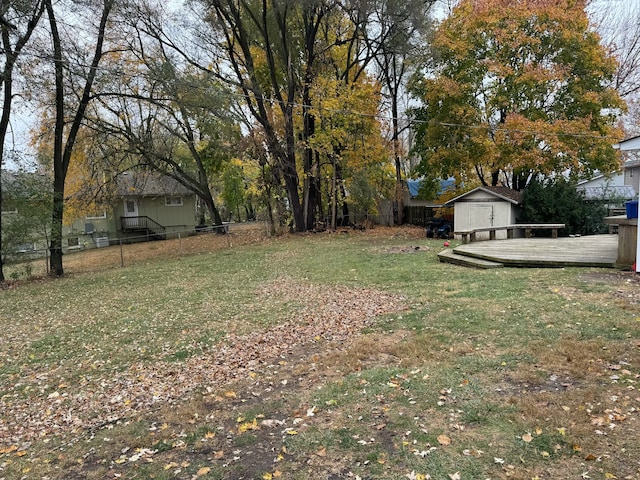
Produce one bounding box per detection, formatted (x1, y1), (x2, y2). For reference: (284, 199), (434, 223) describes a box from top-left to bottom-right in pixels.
(445, 235), (618, 268)
(437, 249), (504, 269)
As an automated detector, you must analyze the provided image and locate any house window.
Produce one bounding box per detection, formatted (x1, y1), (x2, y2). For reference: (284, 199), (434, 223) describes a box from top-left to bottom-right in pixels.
(165, 196), (183, 206)
(16, 242), (35, 253)
(67, 237), (82, 250)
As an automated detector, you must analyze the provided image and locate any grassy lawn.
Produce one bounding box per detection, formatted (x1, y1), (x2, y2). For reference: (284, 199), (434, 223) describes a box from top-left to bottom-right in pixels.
(1, 226), (640, 479)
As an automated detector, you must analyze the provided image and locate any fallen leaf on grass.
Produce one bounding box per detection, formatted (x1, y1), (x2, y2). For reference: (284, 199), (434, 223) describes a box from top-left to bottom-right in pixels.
(0, 445), (18, 454)
(197, 466), (211, 476)
(1, 278), (408, 450)
(462, 449), (483, 457)
(238, 419), (259, 433)
(522, 433), (533, 443)
(316, 447), (327, 457)
(406, 472), (430, 480)
(437, 434), (451, 445)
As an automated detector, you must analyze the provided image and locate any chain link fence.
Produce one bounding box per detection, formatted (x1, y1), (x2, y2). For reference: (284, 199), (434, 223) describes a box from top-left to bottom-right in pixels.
(3, 221), (271, 280)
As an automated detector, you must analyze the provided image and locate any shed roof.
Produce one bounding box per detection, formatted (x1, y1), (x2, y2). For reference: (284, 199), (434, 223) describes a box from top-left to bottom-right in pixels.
(116, 171), (193, 197)
(444, 186), (523, 206)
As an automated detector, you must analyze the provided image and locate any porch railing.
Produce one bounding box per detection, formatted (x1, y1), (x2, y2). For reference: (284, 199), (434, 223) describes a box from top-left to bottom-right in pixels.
(120, 215), (166, 239)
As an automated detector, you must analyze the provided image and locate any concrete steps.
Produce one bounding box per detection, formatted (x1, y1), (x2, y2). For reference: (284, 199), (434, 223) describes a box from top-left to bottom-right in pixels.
(437, 248), (504, 269)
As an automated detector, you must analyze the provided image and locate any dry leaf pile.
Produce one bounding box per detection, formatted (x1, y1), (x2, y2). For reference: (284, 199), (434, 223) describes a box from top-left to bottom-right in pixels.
(0, 277), (406, 448)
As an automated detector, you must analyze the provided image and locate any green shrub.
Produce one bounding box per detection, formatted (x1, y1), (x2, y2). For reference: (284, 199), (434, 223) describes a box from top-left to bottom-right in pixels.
(521, 176), (608, 235)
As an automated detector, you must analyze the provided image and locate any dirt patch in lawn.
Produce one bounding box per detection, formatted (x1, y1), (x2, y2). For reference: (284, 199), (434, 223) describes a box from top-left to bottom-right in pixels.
(379, 245), (431, 254)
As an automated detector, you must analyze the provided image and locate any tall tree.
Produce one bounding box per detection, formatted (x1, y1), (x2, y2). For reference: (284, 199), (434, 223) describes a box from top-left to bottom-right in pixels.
(42, 0), (115, 276)
(0, 0), (45, 281)
(361, 0), (436, 224)
(411, 0), (625, 190)
(196, 0), (389, 231)
(198, 0), (306, 231)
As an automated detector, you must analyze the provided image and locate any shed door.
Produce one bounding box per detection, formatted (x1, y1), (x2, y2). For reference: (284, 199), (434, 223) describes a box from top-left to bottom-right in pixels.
(468, 204), (494, 228)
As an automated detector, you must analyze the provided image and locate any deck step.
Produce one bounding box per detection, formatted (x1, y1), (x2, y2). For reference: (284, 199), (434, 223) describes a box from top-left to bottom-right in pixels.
(438, 249), (504, 269)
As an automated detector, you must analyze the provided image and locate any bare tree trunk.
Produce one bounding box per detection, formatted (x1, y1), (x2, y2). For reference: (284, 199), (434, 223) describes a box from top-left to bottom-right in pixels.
(0, 65), (12, 282)
(46, 0), (113, 276)
(0, 1), (45, 281)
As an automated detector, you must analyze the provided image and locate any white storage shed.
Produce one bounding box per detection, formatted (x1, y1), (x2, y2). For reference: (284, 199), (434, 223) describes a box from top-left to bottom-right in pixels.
(445, 186), (523, 241)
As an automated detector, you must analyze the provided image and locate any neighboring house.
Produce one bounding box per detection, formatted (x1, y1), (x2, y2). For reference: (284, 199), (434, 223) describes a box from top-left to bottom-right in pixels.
(404, 178), (456, 208)
(614, 135), (640, 198)
(614, 134), (640, 151)
(2, 169), (198, 259)
(623, 159), (640, 195)
(1, 169), (51, 257)
(65, 170), (197, 247)
(115, 171), (197, 242)
(576, 172), (635, 207)
(401, 177), (456, 227)
(445, 186), (523, 241)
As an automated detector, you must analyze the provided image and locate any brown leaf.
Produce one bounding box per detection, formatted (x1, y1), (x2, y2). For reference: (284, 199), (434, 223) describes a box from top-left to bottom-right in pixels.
(197, 466), (211, 476)
(437, 434), (451, 445)
(316, 447), (327, 457)
(522, 433), (533, 443)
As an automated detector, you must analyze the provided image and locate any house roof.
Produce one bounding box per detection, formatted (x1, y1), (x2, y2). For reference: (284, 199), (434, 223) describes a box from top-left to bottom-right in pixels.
(614, 135), (640, 152)
(444, 186), (523, 206)
(406, 177), (456, 198)
(577, 185), (636, 201)
(116, 171), (193, 197)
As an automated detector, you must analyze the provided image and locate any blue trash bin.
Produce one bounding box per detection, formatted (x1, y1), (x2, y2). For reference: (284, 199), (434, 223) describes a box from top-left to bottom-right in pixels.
(625, 200), (638, 219)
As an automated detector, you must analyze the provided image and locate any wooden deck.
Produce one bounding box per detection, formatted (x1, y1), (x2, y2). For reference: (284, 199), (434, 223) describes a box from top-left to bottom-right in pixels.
(438, 234), (619, 268)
